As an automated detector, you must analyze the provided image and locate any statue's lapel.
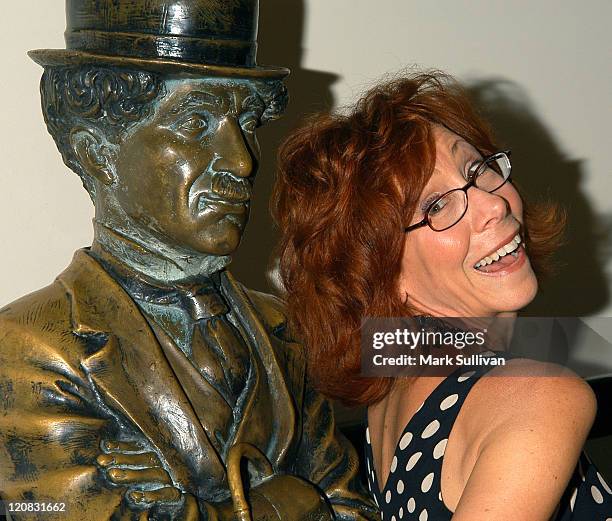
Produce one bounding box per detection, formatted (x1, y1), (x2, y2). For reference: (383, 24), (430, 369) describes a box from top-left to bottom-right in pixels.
(57, 250), (226, 495)
(147, 319), (234, 455)
(219, 271), (305, 468)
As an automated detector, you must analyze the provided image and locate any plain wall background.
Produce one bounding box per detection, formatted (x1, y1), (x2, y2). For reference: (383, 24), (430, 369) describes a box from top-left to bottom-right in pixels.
(1, 0), (611, 374)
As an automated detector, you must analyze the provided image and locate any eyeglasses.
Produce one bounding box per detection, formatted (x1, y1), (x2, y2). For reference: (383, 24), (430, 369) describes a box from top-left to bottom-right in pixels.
(404, 150), (512, 233)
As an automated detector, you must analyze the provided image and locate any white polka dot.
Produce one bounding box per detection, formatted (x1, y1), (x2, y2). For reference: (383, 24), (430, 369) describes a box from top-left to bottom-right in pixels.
(399, 431), (413, 450)
(440, 393), (459, 410)
(433, 438), (448, 459)
(366, 427), (371, 444)
(457, 370), (476, 382)
(399, 507), (404, 519)
(385, 490), (392, 504)
(407, 497), (416, 513)
(390, 455), (398, 473)
(397, 479), (405, 494)
(438, 491), (442, 501)
(391, 516), (396, 521)
(592, 485), (604, 504)
(570, 486), (577, 511)
(421, 419), (440, 439)
(421, 472), (435, 493)
(598, 472), (612, 494)
(605, 518), (612, 521)
(406, 451), (422, 471)
(419, 508), (428, 521)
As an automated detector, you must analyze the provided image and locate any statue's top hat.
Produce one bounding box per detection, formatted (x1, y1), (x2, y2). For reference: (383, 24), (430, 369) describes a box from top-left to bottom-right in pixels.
(29, 0), (289, 79)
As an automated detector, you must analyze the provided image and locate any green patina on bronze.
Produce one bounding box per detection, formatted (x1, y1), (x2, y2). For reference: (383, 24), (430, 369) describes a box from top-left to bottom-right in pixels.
(0, 1), (379, 520)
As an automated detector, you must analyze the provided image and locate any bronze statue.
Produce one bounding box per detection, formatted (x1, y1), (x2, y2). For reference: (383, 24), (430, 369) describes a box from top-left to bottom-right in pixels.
(0, 1), (378, 520)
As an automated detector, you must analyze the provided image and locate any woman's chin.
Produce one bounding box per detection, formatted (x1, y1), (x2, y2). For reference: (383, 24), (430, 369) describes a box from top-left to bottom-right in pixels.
(485, 279), (539, 315)
(469, 255), (539, 314)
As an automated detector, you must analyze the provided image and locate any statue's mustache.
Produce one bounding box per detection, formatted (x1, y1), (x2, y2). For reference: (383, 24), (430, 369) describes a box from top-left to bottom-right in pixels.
(209, 172), (251, 202)
(189, 171), (251, 209)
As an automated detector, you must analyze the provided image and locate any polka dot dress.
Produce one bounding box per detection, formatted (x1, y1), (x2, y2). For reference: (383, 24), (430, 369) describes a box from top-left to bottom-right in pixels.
(364, 352), (612, 520)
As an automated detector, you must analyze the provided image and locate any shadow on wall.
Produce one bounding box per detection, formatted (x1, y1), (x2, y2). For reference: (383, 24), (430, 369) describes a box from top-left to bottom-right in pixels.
(467, 79), (612, 319)
(231, 0), (339, 293)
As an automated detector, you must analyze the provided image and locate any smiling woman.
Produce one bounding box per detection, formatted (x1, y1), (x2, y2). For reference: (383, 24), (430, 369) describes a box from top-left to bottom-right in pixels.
(272, 71), (612, 520)
(400, 126), (538, 318)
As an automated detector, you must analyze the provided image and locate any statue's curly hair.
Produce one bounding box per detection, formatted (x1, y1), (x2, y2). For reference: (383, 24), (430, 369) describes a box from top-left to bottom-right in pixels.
(272, 71), (565, 407)
(40, 66), (166, 199)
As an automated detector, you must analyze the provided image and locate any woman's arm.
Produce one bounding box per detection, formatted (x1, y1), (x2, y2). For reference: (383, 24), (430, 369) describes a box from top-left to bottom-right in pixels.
(451, 367), (596, 521)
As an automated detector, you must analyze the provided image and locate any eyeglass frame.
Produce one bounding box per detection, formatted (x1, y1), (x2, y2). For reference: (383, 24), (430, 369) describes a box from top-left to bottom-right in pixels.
(404, 150), (513, 233)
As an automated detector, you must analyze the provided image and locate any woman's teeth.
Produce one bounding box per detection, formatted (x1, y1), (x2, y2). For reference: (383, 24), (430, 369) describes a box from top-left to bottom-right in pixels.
(474, 234), (522, 269)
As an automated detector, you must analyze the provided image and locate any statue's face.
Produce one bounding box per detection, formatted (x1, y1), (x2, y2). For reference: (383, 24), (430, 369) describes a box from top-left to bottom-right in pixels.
(111, 78), (266, 255)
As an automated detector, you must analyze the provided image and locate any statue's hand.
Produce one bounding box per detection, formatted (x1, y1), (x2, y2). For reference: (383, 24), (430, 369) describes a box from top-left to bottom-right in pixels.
(96, 439), (183, 508)
(202, 473), (333, 521)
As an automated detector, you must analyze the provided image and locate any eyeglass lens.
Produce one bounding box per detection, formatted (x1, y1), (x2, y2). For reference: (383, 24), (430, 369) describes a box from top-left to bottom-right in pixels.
(473, 153), (511, 192)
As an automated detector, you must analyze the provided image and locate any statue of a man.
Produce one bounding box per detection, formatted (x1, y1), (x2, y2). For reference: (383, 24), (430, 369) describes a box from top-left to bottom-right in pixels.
(0, 1), (378, 520)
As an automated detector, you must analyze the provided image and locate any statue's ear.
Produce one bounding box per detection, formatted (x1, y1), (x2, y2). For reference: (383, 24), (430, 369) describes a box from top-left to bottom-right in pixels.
(69, 129), (115, 186)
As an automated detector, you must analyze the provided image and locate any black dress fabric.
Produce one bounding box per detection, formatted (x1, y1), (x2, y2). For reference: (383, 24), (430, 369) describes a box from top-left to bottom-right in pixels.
(364, 352), (612, 520)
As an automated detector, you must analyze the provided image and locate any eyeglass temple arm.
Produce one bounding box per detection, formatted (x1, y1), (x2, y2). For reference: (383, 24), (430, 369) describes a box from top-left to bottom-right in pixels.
(404, 220), (428, 232)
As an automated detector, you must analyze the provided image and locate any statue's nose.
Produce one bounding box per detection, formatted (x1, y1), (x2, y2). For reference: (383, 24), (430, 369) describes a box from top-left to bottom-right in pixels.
(212, 118), (253, 178)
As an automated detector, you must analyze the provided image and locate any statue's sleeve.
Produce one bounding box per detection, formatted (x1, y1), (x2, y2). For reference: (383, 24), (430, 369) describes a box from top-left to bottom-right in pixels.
(0, 317), (137, 520)
(293, 384), (380, 521)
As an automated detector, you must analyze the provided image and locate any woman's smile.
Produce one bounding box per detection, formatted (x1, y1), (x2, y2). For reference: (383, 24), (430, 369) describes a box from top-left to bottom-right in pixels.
(473, 232), (522, 270)
(473, 240), (527, 276)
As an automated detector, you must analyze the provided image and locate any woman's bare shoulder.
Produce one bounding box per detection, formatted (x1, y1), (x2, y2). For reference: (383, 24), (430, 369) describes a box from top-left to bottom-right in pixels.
(451, 358), (597, 520)
(467, 357), (597, 440)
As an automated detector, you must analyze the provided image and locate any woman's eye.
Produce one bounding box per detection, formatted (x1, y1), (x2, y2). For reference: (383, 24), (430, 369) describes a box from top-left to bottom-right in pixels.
(429, 198), (448, 215)
(466, 158), (484, 178)
(421, 193), (441, 213)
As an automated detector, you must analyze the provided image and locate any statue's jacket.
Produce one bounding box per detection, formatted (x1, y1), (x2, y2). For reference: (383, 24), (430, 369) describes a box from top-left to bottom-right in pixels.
(0, 250), (377, 520)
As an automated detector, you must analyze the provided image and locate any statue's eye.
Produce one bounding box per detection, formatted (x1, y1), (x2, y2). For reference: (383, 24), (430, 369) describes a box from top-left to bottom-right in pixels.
(178, 114), (208, 134)
(240, 116), (259, 134)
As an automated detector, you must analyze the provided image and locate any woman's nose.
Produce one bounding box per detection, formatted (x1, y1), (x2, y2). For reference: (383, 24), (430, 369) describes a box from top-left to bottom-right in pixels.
(211, 117), (253, 178)
(468, 187), (511, 232)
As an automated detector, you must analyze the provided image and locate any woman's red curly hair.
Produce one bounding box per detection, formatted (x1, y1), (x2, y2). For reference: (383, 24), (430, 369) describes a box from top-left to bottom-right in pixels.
(271, 71), (564, 407)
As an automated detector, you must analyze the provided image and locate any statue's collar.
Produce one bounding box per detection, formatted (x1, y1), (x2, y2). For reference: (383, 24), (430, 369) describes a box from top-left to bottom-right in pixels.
(91, 221), (230, 286)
